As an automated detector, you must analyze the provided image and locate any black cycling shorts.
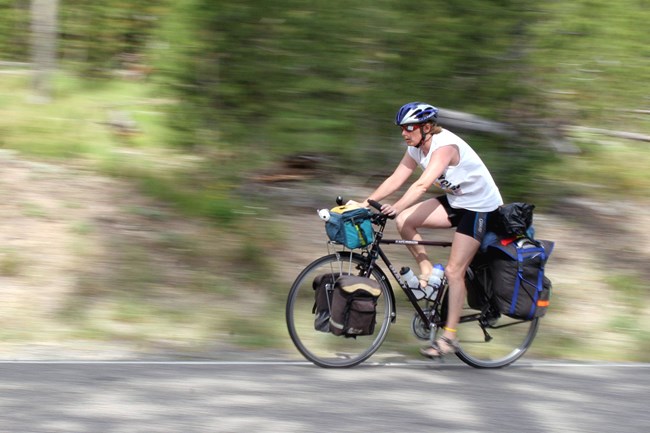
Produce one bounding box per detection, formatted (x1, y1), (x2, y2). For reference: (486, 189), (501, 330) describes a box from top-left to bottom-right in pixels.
(437, 195), (499, 243)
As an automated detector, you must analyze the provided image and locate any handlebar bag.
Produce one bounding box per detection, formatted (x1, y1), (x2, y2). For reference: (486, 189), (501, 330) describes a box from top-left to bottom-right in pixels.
(329, 275), (381, 337)
(325, 206), (374, 249)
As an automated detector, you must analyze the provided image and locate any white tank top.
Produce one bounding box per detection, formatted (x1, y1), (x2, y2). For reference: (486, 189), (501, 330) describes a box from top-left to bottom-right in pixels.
(407, 128), (503, 212)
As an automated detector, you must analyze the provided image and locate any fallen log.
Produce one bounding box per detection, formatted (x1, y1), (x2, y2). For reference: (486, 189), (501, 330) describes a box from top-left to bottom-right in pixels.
(437, 108), (515, 136)
(568, 126), (650, 143)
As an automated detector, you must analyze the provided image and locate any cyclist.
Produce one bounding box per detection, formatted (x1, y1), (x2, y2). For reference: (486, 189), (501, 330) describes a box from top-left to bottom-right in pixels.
(349, 102), (503, 358)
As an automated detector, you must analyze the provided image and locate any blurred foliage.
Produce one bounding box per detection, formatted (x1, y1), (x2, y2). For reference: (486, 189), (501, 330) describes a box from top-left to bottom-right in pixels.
(2, 0), (648, 202)
(60, 0), (166, 76)
(149, 0), (568, 203)
(529, 0), (650, 130)
(0, 0), (30, 59)
(0, 0), (165, 74)
(154, 1), (541, 167)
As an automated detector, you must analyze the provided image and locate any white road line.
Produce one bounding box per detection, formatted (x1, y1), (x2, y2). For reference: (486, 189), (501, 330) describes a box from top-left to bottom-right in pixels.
(0, 360), (312, 366)
(0, 360), (648, 368)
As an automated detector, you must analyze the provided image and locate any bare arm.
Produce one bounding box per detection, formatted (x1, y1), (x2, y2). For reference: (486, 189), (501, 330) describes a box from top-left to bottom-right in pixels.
(360, 152), (418, 206)
(388, 145), (458, 215)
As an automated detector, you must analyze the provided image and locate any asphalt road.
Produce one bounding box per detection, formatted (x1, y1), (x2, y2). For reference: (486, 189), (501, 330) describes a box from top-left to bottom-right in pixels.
(1, 359), (648, 433)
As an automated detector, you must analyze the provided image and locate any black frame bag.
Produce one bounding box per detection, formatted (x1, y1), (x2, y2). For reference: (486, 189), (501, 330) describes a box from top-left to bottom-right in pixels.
(487, 238), (554, 320)
(329, 275), (381, 337)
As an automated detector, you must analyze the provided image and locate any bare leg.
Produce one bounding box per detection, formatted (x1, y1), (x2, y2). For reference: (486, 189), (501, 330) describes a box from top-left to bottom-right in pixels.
(421, 231), (480, 357)
(395, 198), (452, 282)
(443, 231), (480, 334)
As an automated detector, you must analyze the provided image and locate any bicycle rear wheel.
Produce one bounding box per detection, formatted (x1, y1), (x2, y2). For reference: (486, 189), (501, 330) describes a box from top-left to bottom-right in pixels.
(454, 306), (539, 368)
(286, 252), (393, 368)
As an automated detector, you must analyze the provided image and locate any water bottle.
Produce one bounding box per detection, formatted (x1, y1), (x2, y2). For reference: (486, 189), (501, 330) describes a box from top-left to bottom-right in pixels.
(399, 267), (426, 300)
(424, 263), (445, 300)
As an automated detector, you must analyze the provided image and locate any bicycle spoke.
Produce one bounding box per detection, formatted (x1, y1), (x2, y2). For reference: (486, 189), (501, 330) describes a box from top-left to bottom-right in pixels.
(454, 305), (539, 368)
(286, 252), (393, 368)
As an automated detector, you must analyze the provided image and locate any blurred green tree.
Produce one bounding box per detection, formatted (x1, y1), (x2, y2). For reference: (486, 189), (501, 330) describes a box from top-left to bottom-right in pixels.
(1, 0), (546, 195)
(30, 0), (59, 102)
(59, 0), (166, 76)
(1, 0), (166, 76)
(0, 0), (31, 60)
(156, 1), (538, 163)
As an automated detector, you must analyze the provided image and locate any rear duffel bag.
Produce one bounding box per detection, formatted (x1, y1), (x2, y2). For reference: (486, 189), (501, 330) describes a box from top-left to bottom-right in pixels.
(312, 273), (339, 332)
(495, 202), (535, 238)
(487, 238), (554, 320)
(329, 275), (381, 337)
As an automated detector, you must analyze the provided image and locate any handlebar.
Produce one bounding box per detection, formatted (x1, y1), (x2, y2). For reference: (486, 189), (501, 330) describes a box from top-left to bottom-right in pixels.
(336, 197), (394, 219)
(367, 199), (383, 212)
(368, 200), (395, 220)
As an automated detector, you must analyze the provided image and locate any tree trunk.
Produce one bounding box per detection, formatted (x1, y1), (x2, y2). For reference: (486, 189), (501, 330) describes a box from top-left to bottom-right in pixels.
(30, 0), (59, 103)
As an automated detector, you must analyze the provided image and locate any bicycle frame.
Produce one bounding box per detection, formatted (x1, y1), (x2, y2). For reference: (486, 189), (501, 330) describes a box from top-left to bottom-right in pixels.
(362, 214), (483, 334)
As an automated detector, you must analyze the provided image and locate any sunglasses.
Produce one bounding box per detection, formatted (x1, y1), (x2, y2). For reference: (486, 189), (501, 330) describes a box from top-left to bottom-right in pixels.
(400, 124), (422, 132)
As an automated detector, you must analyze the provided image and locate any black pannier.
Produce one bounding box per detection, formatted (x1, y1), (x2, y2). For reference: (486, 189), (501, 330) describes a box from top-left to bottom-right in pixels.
(487, 238), (554, 320)
(312, 273), (339, 332)
(465, 260), (491, 311)
(329, 275), (381, 337)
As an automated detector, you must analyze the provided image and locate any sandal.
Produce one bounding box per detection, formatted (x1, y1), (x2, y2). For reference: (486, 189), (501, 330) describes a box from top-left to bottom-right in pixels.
(419, 335), (460, 359)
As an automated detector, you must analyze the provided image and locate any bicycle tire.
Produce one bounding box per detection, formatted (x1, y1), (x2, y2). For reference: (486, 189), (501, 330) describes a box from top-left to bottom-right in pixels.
(454, 311), (540, 368)
(286, 252), (394, 368)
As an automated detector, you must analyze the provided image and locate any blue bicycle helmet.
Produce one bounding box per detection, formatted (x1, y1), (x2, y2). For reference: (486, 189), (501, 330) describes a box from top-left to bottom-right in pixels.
(395, 102), (439, 125)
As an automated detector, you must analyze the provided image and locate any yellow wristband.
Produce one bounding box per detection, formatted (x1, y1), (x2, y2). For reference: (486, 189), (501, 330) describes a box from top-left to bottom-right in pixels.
(443, 326), (457, 333)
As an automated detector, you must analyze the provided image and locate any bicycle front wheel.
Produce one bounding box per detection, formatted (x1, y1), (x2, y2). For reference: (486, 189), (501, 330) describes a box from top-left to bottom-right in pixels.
(286, 252), (394, 368)
(455, 308), (540, 368)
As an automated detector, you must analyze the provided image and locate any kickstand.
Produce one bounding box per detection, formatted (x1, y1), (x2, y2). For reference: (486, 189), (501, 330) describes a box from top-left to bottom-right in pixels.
(481, 326), (493, 342)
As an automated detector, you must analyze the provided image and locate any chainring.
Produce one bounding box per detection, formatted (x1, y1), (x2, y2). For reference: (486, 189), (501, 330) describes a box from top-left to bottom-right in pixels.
(411, 308), (434, 341)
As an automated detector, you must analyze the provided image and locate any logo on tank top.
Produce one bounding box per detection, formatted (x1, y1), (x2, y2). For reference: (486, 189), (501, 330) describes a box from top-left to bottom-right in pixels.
(435, 174), (462, 195)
